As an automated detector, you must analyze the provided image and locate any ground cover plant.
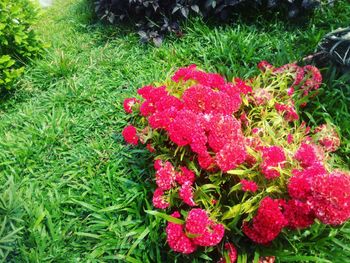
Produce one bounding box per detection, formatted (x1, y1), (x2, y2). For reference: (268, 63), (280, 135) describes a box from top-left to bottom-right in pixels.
(0, 0), (349, 262)
(121, 62), (350, 261)
(0, 0), (43, 92)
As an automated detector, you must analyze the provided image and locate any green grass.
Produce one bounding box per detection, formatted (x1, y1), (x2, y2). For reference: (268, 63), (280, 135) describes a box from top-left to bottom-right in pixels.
(0, 0), (349, 261)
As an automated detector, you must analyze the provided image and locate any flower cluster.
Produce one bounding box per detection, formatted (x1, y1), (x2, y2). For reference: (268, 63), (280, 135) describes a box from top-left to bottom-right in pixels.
(166, 209), (225, 254)
(121, 63), (350, 260)
(152, 161), (197, 208)
(242, 197), (288, 244)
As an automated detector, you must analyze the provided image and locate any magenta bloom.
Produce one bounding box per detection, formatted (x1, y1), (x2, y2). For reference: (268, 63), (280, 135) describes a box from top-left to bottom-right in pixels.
(260, 146), (286, 179)
(179, 181), (196, 206)
(166, 212), (197, 254)
(309, 171), (350, 225)
(242, 197), (287, 244)
(152, 188), (169, 209)
(122, 125), (138, 145)
(186, 208), (225, 247)
(241, 179), (258, 192)
(123, 97), (139, 114)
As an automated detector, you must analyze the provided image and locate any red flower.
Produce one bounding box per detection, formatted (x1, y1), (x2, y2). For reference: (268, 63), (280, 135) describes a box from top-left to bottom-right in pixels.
(288, 164), (327, 201)
(216, 142), (246, 172)
(282, 199), (314, 229)
(242, 197), (287, 244)
(185, 208), (225, 247)
(166, 212), (197, 254)
(241, 179), (258, 192)
(123, 98), (140, 114)
(260, 146), (286, 179)
(294, 142), (324, 168)
(185, 208), (209, 236)
(176, 167), (196, 185)
(179, 181), (196, 206)
(233, 78), (252, 94)
(309, 171), (350, 225)
(122, 125), (138, 145)
(257, 61), (274, 72)
(155, 161), (176, 191)
(275, 102), (299, 122)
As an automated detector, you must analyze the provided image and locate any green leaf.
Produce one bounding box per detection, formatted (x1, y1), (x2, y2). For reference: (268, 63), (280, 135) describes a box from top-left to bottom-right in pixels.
(145, 210), (185, 224)
(222, 204), (241, 220)
(227, 169), (247, 175)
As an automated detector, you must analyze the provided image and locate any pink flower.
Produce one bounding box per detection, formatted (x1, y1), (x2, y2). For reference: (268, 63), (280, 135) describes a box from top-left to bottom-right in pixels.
(207, 114), (243, 153)
(166, 212), (197, 254)
(192, 221), (225, 247)
(242, 197), (287, 244)
(241, 179), (258, 192)
(179, 181), (196, 206)
(171, 64), (197, 83)
(183, 85), (240, 115)
(257, 61), (274, 72)
(275, 102), (299, 122)
(309, 171), (350, 225)
(287, 134), (293, 144)
(152, 188), (170, 209)
(185, 208), (225, 247)
(185, 209), (209, 236)
(123, 98), (139, 114)
(172, 65), (226, 88)
(240, 113), (249, 127)
(168, 109), (206, 148)
(198, 153), (215, 170)
(216, 142), (246, 172)
(282, 199), (314, 229)
(138, 86), (170, 116)
(154, 159), (163, 171)
(260, 146), (286, 179)
(176, 167), (196, 185)
(155, 161), (176, 191)
(233, 78), (252, 94)
(122, 125), (138, 145)
(294, 142), (324, 168)
(288, 164), (327, 201)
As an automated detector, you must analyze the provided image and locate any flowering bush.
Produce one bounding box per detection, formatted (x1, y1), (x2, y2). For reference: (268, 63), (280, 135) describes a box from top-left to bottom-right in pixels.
(121, 62), (350, 261)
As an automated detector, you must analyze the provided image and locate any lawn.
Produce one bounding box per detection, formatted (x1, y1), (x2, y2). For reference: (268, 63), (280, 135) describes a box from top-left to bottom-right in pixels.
(1, 0), (350, 262)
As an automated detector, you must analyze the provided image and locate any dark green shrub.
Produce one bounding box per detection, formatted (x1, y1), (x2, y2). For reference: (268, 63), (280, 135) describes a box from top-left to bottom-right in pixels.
(0, 0), (43, 91)
(95, 0), (325, 45)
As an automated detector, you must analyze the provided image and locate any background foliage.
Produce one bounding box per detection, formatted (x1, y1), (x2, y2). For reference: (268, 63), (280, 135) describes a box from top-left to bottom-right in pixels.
(95, 0), (328, 44)
(0, 0), (43, 91)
